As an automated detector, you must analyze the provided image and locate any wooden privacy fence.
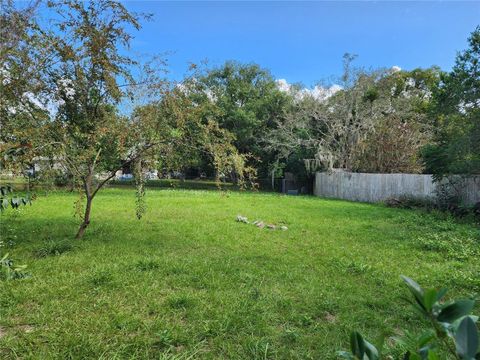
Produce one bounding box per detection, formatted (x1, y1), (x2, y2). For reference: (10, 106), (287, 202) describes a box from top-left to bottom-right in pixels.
(314, 171), (480, 205)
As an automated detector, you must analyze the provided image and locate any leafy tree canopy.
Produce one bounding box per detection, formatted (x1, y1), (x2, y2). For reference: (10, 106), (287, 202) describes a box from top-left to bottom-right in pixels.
(423, 27), (480, 179)
(190, 61), (293, 177)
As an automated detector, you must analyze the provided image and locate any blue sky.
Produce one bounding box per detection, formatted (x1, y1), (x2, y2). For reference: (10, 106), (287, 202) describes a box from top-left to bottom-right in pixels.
(32, 1), (478, 87)
(123, 1), (480, 87)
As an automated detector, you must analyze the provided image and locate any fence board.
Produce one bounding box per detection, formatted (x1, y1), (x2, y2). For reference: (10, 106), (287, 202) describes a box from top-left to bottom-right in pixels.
(314, 171), (480, 205)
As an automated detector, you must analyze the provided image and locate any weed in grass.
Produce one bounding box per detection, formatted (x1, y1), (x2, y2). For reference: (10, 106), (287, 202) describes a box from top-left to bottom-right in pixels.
(298, 314), (314, 327)
(282, 328), (300, 343)
(245, 338), (273, 359)
(0, 253), (30, 280)
(200, 320), (220, 339)
(275, 297), (293, 312)
(155, 341), (205, 360)
(333, 258), (373, 275)
(248, 287), (262, 300)
(112, 314), (143, 332)
(134, 259), (161, 271)
(166, 294), (195, 310)
(33, 239), (74, 258)
(416, 233), (479, 260)
(152, 329), (175, 350)
(166, 264), (188, 276)
(87, 270), (114, 287)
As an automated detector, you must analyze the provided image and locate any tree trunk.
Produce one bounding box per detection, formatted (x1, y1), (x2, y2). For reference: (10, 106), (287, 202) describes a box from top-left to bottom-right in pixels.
(75, 195), (93, 239)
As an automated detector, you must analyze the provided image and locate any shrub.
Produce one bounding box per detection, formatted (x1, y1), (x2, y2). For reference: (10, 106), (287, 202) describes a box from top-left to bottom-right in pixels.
(384, 196), (437, 211)
(385, 194), (478, 222)
(338, 276), (479, 359)
(109, 178), (237, 191)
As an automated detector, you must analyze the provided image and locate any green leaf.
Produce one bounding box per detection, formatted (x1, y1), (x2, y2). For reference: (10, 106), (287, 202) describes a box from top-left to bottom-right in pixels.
(404, 351), (421, 360)
(427, 349), (440, 360)
(348, 332), (379, 360)
(436, 288), (448, 302)
(455, 316), (479, 359)
(11, 197), (21, 208)
(401, 276), (426, 312)
(438, 300), (475, 323)
(0, 198), (8, 210)
(364, 339), (379, 360)
(424, 289), (438, 312)
(417, 330), (436, 348)
(350, 331), (365, 359)
(452, 316), (479, 333)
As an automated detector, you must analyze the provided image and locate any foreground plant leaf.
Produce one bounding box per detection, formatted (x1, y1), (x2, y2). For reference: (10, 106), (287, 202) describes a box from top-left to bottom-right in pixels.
(437, 300), (475, 323)
(455, 316), (479, 360)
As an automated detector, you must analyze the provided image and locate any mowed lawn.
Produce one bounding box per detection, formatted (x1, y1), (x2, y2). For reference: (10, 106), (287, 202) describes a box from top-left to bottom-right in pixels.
(0, 189), (478, 359)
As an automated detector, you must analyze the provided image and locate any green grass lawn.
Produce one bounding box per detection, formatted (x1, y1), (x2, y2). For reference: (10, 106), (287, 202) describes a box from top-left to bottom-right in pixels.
(0, 189), (478, 359)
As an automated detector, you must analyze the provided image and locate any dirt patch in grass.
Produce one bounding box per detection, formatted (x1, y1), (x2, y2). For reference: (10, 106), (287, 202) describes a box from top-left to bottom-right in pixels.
(16, 324), (35, 333)
(0, 324), (35, 338)
(324, 312), (337, 323)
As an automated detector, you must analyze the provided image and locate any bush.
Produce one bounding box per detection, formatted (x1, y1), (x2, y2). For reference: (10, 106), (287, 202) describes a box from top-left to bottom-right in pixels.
(385, 194), (478, 222)
(338, 276), (479, 359)
(385, 196), (437, 211)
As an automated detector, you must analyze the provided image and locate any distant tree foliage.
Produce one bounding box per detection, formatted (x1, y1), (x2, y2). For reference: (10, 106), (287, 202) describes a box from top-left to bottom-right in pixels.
(423, 26), (480, 179)
(265, 55), (439, 175)
(352, 68), (441, 173)
(190, 61), (292, 177)
(0, 0), (48, 173)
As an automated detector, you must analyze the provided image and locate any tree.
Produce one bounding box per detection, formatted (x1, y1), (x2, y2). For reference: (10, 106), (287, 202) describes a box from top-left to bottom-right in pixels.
(2, 1), (255, 239)
(266, 54), (386, 173)
(22, 0), (159, 239)
(423, 27), (480, 179)
(134, 81), (256, 189)
(190, 61), (292, 177)
(0, 0), (48, 174)
(352, 67), (440, 173)
(266, 56), (439, 176)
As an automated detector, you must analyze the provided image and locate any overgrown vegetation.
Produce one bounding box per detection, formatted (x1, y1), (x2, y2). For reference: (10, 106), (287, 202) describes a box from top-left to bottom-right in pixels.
(423, 27), (480, 180)
(384, 195), (480, 224)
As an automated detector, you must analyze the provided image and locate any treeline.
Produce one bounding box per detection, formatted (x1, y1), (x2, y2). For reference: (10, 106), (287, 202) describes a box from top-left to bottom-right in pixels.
(1, 0), (478, 235)
(138, 30), (480, 183)
(171, 40), (480, 181)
